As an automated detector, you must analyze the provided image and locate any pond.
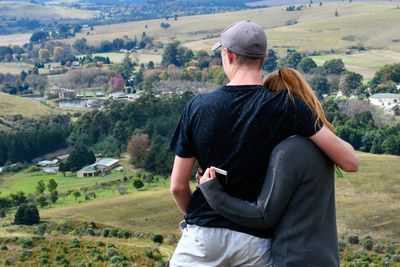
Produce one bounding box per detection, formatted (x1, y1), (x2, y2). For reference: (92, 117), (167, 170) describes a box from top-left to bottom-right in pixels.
(57, 100), (88, 109)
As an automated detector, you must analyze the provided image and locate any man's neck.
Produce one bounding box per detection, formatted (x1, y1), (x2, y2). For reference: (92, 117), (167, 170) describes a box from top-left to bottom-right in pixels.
(226, 68), (263, 86)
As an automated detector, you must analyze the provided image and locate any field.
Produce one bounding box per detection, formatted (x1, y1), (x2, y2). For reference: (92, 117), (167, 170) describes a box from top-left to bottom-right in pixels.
(310, 50), (400, 81)
(0, 92), (54, 118)
(0, 2), (97, 20)
(0, 62), (34, 75)
(0, 152), (396, 240)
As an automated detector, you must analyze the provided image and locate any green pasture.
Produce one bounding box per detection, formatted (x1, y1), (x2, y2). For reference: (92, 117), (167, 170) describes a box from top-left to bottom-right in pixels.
(310, 50), (400, 81)
(0, 92), (54, 118)
(21, 152), (399, 240)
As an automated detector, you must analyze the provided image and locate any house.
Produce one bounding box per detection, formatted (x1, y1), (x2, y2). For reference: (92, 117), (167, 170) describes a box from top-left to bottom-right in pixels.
(108, 91), (127, 99)
(48, 86), (75, 99)
(37, 159), (58, 167)
(57, 154), (70, 163)
(383, 103), (400, 116)
(77, 165), (99, 177)
(369, 93), (399, 107)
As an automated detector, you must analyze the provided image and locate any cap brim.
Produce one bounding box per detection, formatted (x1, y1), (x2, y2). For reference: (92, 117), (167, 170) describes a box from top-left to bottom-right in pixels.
(211, 41), (221, 51)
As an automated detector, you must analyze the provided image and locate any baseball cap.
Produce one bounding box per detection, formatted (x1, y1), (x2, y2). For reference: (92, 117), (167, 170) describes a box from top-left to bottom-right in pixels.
(212, 20), (267, 59)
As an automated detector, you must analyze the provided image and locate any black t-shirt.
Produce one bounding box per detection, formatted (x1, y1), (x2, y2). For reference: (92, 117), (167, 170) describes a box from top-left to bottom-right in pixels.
(169, 85), (321, 238)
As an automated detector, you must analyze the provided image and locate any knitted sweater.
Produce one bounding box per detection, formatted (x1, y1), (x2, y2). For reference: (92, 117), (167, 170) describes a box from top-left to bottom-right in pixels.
(200, 136), (339, 267)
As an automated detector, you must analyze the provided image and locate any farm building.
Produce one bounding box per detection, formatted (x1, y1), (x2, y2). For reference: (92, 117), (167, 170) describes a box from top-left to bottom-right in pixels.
(369, 93), (399, 107)
(77, 158), (120, 177)
(77, 165), (99, 177)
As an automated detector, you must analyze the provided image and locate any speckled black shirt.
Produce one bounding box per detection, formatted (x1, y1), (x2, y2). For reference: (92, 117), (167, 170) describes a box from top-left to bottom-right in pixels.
(169, 85), (321, 238)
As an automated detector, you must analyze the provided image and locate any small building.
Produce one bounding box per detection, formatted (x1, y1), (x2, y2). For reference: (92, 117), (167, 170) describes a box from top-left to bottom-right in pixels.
(86, 99), (102, 108)
(37, 159), (58, 167)
(108, 91), (127, 99)
(77, 165), (99, 177)
(383, 103), (400, 115)
(95, 158), (120, 173)
(369, 93), (399, 107)
(49, 86), (75, 99)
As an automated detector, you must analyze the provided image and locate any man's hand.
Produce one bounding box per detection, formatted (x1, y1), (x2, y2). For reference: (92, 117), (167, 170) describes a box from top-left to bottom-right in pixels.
(199, 167), (217, 185)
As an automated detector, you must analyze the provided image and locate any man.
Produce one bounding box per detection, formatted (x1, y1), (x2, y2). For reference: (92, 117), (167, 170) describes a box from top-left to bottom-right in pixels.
(169, 20), (358, 266)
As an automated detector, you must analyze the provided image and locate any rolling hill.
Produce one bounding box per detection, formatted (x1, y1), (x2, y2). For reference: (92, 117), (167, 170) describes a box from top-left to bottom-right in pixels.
(0, 92), (54, 119)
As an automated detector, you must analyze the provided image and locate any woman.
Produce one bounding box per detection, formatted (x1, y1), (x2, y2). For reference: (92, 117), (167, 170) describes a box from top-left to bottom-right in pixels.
(198, 68), (358, 267)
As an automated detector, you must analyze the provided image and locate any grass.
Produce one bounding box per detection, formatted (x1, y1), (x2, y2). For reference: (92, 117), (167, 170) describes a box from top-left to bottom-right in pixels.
(2, 152), (389, 241)
(0, 2), (96, 20)
(0, 62), (34, 75)
(310, 50), (400, 81)
(0, 92), (54, 118)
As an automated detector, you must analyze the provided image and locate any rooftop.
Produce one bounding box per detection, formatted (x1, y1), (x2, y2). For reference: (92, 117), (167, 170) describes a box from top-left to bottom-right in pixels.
(95, 158), (119, 167)
(370, 93), (399, 99)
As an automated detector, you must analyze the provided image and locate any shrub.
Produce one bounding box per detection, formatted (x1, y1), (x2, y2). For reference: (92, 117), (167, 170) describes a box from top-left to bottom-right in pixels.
(106, 247), (119, 257)
(393, 254), (400, 262)
(348, 235), (359, 244)
(373, 244), (385, 253)
(362, 238), (373, 251)
(0, 245), (8, 250)
(94, 254), (104, 261)
(14, 205), (40, 225)
(4, 257), (15, 266)
(96, 241), (105, 247)
(19, 249), (33, 261)
(152, 234), (164, 244)
(110, 228), (119, 237)
(20, 238), (34, 248)
(387, 243), (396, 255)
(132, 179), (144, 190)
(36, 223), (47, 236)
(70, 239), (80, 248)
(102, 228), (111, 238)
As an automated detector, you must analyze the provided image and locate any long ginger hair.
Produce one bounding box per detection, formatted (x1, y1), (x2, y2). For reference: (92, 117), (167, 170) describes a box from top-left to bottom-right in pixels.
(264, 67), (334, 132)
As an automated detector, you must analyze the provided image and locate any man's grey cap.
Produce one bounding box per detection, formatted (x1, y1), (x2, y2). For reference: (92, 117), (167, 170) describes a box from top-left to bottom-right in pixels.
(212, 20), (267, 59)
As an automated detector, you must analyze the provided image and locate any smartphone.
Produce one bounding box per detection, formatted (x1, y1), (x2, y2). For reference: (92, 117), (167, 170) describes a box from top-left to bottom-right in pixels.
(211, 166), (228, 189)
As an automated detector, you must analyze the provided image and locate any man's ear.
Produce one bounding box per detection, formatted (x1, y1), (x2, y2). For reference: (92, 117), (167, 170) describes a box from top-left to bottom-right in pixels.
(226, 49), (235, 64)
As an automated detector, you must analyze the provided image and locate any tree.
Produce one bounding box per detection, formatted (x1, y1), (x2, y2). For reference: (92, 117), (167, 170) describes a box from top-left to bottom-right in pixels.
(73, 191), (81, 201)
(132, 179), (144, 190)
(36, 195), (48, 208)
(10, 191), (27, 206)
(118, 53), (135, 81)
(310, 75), (330, 98)
(128, 134), (150, 168)
(263, 49), (278, 72)
(335, 9), (339, 17)
(36, 180), (46, 195)
(323, 59), (345, 75)
(47, 179), (58, 192)
(50, 190), (59, 204)
(14, 205), (40, 225)
(298, 57), (317, 74)
(30, 31), (49, 43)
(38, 49), (50, 63)
(280, 51), (302, 68)
(73, 38), (89, 54)
(65, 145), (96, 172)
(53, 46), (65, 62)
(59, 162), (67, 177)
(161, 41), (180, 67)
(340, 71), (363, 97)
(109, 75), (125, 92)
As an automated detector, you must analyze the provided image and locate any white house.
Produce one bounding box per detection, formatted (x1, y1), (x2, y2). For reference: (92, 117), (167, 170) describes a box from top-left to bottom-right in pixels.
(108, 91), (127, 99)
(369, 93), (399, 107)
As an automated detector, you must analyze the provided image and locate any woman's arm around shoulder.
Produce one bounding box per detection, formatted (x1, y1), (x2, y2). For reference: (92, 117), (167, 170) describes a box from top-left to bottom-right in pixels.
(309, 125), (359, 172)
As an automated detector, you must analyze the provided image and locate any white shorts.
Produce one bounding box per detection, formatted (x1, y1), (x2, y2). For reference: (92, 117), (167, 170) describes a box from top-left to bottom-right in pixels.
(169, 221), (273, 267)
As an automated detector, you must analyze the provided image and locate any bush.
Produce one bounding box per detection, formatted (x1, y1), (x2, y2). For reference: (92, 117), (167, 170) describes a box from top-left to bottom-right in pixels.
(152, 234), (164, 244)
(387, 243), (396, 255)
(348, 235), (359, 244)
(0, 245), (8, 250)
(106, 247), (119, 257)
(132, 179), (144, 190)
(20, 238), (34, 248)
(102, 228), (111, 237)
(393, 254), (400, 262)
(70, 239), (80, 248)
(14, 205), (40, 225)
(373, 244), (385, 253)
(362, 238), (373, 250)
(4, 257), (15, 266)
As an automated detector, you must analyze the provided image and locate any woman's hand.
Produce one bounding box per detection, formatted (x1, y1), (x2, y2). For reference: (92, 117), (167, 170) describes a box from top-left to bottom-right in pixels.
(199, 167), (217, 185)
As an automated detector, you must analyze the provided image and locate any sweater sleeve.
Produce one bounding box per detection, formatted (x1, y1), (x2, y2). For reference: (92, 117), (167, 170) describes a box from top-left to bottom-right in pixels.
(200, 136), (313, 230)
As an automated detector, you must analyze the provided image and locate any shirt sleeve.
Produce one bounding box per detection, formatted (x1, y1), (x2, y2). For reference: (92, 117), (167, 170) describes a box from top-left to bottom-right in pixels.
(287, 96), (322, 137)
(169, 98), (196, 158)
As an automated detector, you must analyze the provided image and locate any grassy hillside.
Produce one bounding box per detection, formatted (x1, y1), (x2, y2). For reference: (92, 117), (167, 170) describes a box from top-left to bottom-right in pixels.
(0, 2), (97, 20)
(29, 152), (400, 241)
(0, 92), (54, 118)
(0, 62), (34, 75)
